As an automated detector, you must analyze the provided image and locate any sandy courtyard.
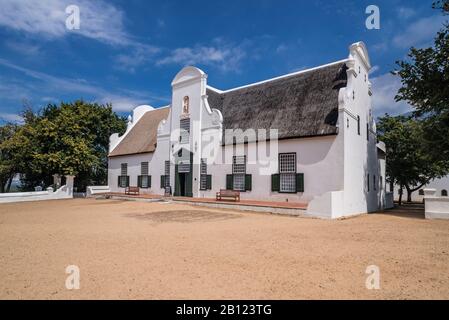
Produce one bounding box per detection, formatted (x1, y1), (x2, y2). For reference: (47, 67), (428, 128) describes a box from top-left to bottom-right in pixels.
(1, 198), (449, 300)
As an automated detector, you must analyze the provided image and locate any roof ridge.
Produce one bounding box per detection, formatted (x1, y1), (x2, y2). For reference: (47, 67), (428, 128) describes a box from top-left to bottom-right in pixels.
(209, 59), (349, 94)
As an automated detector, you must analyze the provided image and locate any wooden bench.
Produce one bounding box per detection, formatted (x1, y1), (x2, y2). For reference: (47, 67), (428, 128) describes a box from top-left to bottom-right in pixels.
(125, 186), (140, 195)
(216, 189), (240, 202)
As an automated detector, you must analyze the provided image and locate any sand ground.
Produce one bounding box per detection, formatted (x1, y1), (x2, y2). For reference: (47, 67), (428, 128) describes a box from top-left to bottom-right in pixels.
(1, 198), (449, 300)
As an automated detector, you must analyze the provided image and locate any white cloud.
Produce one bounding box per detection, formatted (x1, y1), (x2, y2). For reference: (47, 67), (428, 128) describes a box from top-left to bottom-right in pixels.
(0, 113), (23, 123)
(0, 0), (135, 47)
(275, 44), (288, 54)
(114, 45), (161, 73)
(5, 40), (41, 55)
(393, 15), (447, 48)
(371, 72), (413, 117)
(157, 42), (247, 72)
(0, 58), (168, 112)
(396, 7), (417, 20)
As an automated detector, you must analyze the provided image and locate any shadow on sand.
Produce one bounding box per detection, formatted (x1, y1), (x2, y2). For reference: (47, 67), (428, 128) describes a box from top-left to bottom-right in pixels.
(379, 203), (425, 220)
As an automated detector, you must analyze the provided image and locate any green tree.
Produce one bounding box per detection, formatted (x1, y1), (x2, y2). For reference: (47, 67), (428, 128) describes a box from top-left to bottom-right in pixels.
(377, 115), (448, 204)
(395, 1), (449, 163)
(1, 100), (126, 192)
(0, 123), (20, 192)
(433, 0), (449, 13)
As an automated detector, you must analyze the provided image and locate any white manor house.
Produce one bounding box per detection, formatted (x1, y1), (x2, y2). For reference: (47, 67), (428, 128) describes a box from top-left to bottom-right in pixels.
(107, 42), (391, 219)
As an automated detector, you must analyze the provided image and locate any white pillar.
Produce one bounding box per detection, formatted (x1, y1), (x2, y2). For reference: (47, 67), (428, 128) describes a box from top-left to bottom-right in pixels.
(424, 188), (437, 198)
(53, 174), (61, 187)
(65, 175), (75, 197)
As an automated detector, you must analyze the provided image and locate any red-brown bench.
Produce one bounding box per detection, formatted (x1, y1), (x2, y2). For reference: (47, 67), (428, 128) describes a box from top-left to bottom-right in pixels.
(125, 186), (140, 195)
(216, 189), (240, 202)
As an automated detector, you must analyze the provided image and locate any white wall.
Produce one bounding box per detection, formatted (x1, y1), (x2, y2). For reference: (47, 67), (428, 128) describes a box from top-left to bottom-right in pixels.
(199, 135), (344, 203)
(390, 176), (449, 202)
(424, 189), (449, 220)
(170, 67), (208, 197)
(108, 108), (171, 195)
(340, 43), (384, 216)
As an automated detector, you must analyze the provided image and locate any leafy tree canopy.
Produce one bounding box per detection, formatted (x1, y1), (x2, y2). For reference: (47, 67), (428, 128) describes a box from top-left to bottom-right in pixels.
(1, 100), (126, 191)
(377, 114), (449, 203)
(395, 1), (449, 162)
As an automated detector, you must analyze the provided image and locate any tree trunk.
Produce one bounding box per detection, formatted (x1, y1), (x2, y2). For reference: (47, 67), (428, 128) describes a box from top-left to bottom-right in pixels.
(0, 178), (5, 193)
(407, 188), (412, 203)
(398, 186), (403, 206)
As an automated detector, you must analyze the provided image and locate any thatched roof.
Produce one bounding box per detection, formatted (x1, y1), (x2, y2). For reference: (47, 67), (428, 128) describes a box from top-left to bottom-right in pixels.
(109, 107), (170, 157)
(207, 61), (348, 143)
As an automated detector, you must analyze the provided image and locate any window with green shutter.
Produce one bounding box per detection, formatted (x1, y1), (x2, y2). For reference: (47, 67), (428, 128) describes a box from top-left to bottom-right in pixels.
(118, 175), (128, 188)
(139, 162), (150, 188)
(271, 174), (280, 192)
(164, 161), (170, 187)
(200, 158), (211, 190)
(232, 156), (246, 191)
(226, 174), (233, 190)
(279, 153), (297, 193)
(118, 163), (129, 188)
(160, 175), (165, 189)
(245, 174), (252, 191)
(296, 173), (304, 192)
(206, 175), (212, 190)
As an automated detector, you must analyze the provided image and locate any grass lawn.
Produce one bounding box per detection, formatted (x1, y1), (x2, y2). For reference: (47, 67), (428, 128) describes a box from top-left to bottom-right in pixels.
(1, 199), (448, 299)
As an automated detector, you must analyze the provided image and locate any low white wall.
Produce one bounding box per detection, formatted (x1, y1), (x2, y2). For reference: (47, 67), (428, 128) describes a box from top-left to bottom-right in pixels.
(424, 189), (449, 220)
(0, 176), (74, 204)
(87, 186), (111, 197)
(0, 186), (72, 204)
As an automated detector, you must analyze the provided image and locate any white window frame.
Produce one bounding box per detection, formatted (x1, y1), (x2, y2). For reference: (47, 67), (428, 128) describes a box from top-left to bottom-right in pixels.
(279, 153), (296, 193)
(164, 161), (170, 187)
(200, 158), (207, 190)
(180, 118), (190, 144)
(232, 156), (246, 191)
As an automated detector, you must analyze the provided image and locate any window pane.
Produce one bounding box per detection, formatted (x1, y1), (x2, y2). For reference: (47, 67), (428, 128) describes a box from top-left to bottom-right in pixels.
(120, 176), (127, 188)
(121, 163), (127, 175)
(201, 158), (207, 174)
(233, 174), (245, 191)
(233, 156), (246, 174)
(141, 162), (149, 175)
(200, 175), (207, 190)
(164, 161), (170, 187)
(180, 118), (190, 144)
(141, 175), (149, 188)
(279, 153), (296, 173)
(280, 173), (296, 192)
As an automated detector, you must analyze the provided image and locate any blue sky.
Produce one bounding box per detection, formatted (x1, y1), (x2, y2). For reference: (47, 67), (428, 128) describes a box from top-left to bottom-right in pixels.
(0, 0), (447, 123)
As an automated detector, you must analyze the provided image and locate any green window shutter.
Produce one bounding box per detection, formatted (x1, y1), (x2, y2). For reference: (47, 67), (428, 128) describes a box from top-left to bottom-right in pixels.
(206, 175), (212, 190)
(160, 175), (165, 189)
(245, 174), (252, 191)
(118, 176), (121, 187)
(226, 174), (233, 190)
(296, 173), (304, 192)
(137, 176), (141, 188)
(271, 174), (280, 192)
(149, 175), (152, 188)
(126, 176), (130, 187)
